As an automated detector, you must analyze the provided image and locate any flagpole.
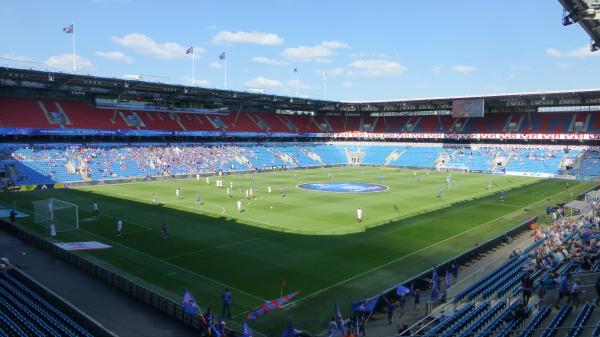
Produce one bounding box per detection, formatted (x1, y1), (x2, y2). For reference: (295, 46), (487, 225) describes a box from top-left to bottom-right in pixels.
(72, 23), (76, 73)
(224, 58), (228, 89)
(192, 47), (195, 86)
(324, 72), (328, 100)
(295, 73), (299, 97)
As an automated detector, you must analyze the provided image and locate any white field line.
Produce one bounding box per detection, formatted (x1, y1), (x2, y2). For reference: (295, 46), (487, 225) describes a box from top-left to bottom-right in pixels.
(76, 228), (268, 302)
(293, 185), (577, 304)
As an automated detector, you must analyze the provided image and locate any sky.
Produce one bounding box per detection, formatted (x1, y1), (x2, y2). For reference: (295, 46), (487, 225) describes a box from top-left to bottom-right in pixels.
(1, 0), (599, 101)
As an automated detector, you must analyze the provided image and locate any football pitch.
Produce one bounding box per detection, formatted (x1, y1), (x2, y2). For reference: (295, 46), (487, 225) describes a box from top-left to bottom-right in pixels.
(0, 167), (594, 334)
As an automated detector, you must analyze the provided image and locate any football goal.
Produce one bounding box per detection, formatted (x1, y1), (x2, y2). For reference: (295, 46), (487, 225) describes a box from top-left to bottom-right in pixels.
(32, 198), (79, 232)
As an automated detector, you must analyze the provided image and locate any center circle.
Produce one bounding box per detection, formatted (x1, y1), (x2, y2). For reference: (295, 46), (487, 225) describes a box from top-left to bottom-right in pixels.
(297, 182), (388, 193)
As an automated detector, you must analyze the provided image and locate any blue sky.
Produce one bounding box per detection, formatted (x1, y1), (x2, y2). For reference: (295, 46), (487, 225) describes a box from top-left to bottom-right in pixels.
(1, 0), (599, 101)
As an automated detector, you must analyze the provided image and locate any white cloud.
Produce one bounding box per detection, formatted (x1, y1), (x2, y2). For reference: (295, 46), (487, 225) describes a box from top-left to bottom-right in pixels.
(251, 56), (287, 66)
(209, 62), (222, 69)
(545, 48), (562, 57)
(349, 59), (407, 78)
(244, 76), (283, 89)
(432, 65), (443, 75)
(323, 67), (345, 79)
(546, 46), (599, 58)
(451, 65), (478, 74)
(0, 53), (35, 63)
(45, 54), (95, 72)
(341, 81), (353, 88)
(96, 51), (133, 64)
(111, 33), (201, 59)
(282, 40), (349, 62)
(212, 31), (284, 45)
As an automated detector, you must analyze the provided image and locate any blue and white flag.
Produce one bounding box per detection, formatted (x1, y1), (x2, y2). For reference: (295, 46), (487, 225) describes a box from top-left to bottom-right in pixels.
(334, 302), (346, 334)
(186, 46), (193, 54)
(396, 285), (410, 296)
(63, 24), (73, 34)
(219, 52), (226, 60)
(180, 289), (199, 314)
(431, 267), (439, 300)
(243, 320), (253, 337)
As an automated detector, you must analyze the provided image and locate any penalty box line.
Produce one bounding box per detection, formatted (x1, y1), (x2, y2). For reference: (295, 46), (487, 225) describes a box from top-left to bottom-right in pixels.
(294, 185), (577, 304)
(76, 227), (268, 303)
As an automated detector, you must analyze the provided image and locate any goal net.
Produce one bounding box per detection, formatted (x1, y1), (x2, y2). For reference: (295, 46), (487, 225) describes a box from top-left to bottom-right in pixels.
(32, 198), (79, 232)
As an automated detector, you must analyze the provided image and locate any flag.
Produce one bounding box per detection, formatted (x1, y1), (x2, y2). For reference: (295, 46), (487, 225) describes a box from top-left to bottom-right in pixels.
(431, 267), (439, 300)
(219, 52), (226, 60)
(281, 320), (296, 337)
(63, 24), (73, 34)
(247, 291), (300, 320)
(323, 71), (328, 80)
(186, 46), (194, 54)
(334, 302), (346, 334)
(351, 296), (379, 313)
(293, 67), (298, 73)
(280, 279), (286, 288)
(445, 269), (452, 289)
(396, 285), (410, 296)
(243, 320), (253, 337)
(208, 321), (222, 337)
(180, 289), (199, 314)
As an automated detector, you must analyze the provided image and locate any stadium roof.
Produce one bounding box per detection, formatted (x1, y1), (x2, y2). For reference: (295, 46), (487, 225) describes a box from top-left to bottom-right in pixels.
(558, 0), (600, 50)
(2, 66), (600, 115)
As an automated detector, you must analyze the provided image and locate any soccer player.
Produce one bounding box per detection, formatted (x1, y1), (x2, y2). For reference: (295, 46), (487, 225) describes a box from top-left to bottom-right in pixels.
(245, 189), (250, 199)
(237, 200), (242, 213)
(176, 187), (181, 200)
(416, 176), (421, 183)
(195, 193), (202, 206)
(226, 187), (231, 198)
(161, 221), (168, 239)
(206, 176), (210, 185)
(196, 173), (200, 181)
(500, 190), (505, 202)
(249, 188), (254, 198)
(222, 288), (232, 319)
(92, 201), (99, 217)
(230, 181), (233, 189)
(47, 200), (54, 221)
(152, 193), (158, 205)
(446, 175), (452, 188)
(280, 185), (285, 197)
(439, 187), (445, 198)
(488, 181), (492, 191)
(327, 172), (332, 179)
(267, 186), (272, 194)
(357, 208), (363, 223)
(116, 219), (123, 237)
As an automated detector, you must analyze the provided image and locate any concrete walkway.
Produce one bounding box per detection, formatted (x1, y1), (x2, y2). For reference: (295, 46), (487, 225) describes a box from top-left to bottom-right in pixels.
(0, 228), (199, 337)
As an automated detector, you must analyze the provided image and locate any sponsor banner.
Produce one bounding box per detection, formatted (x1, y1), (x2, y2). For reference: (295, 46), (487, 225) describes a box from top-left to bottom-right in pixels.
(504, 171), (557, 178)
(324, 131), (600, 141)
(55, 241), (112, 251)
(2, 126), (600, 141)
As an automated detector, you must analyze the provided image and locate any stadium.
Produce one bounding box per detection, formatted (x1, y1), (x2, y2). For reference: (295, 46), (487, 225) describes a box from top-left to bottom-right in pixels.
(1, 1), (600, 337)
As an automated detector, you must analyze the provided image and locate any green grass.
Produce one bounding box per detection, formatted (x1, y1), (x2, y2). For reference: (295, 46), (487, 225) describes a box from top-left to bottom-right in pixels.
(0, 167), (594, 335)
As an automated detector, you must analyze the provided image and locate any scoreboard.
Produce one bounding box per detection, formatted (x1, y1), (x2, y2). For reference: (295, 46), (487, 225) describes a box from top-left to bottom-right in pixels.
(452, 98), (485, 118)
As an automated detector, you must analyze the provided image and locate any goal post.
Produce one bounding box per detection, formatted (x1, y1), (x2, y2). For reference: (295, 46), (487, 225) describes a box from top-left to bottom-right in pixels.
(32, 198), (79, 233)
